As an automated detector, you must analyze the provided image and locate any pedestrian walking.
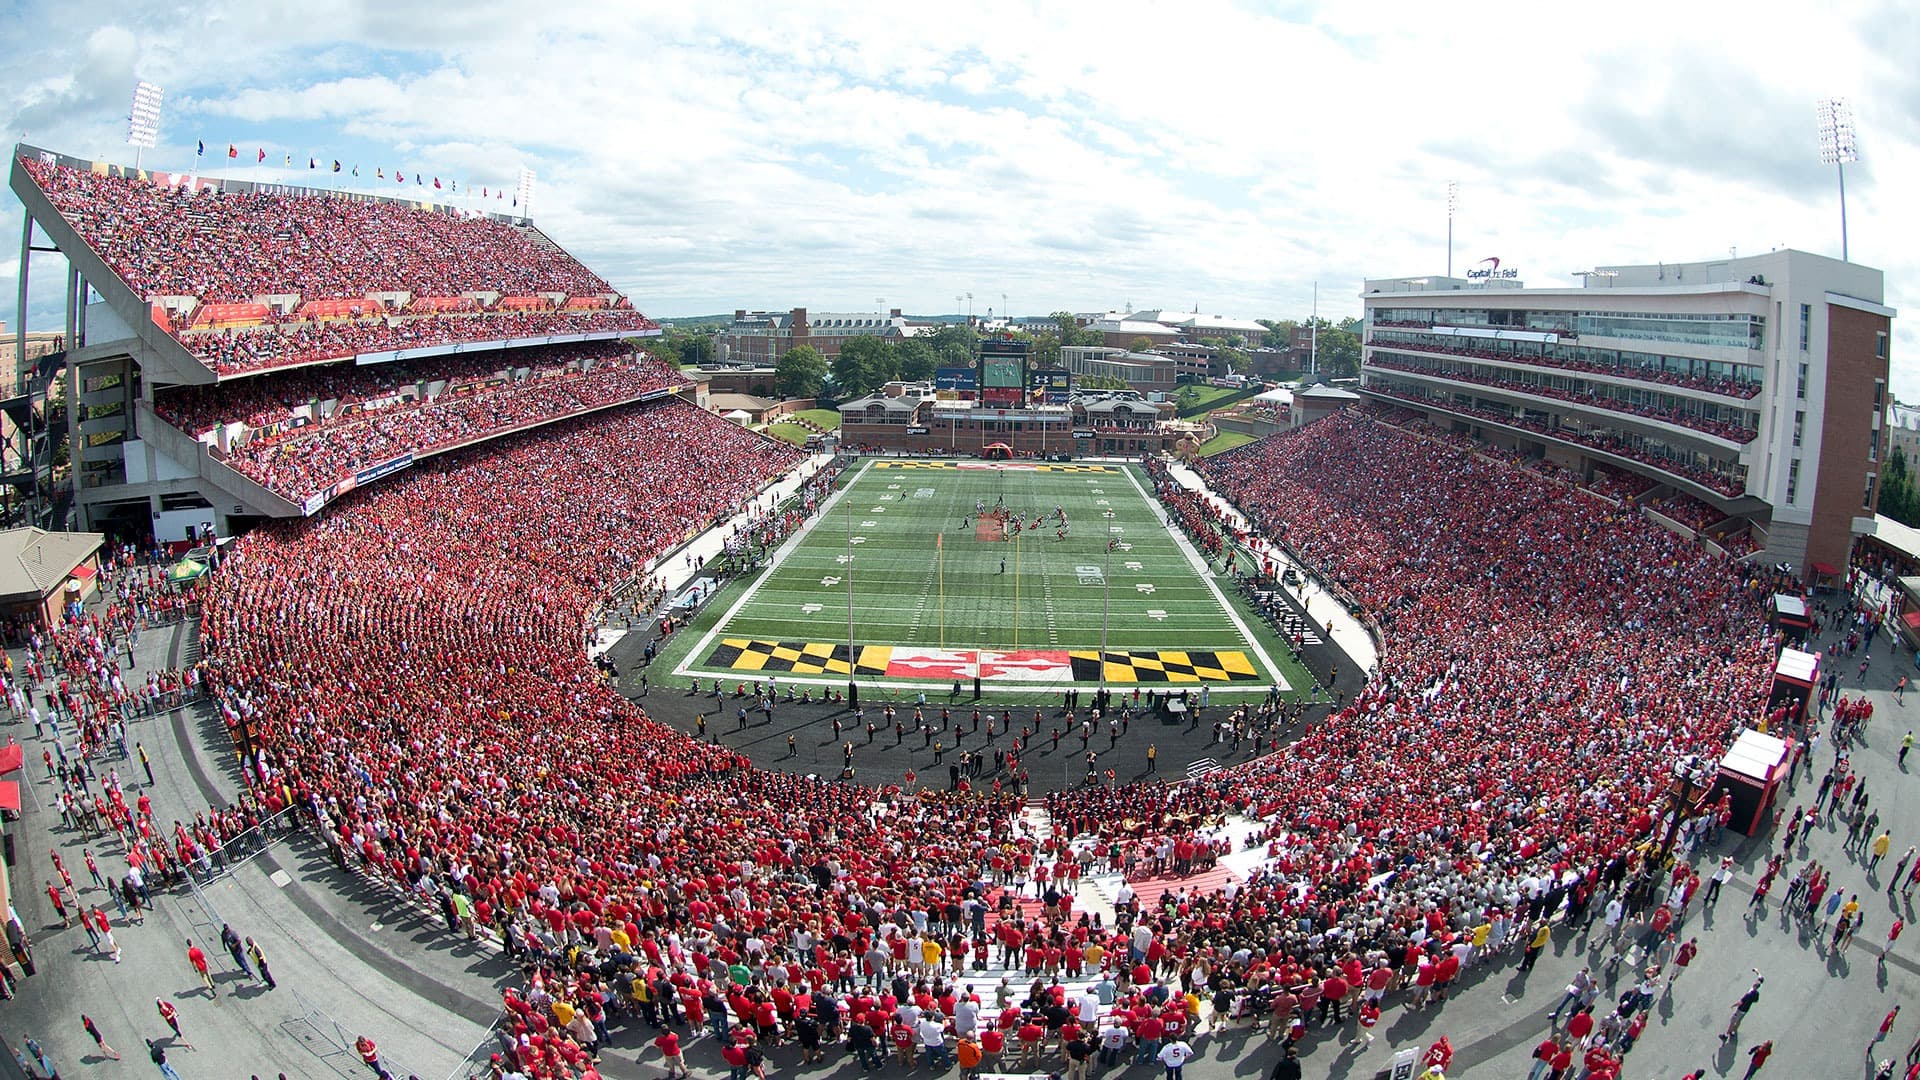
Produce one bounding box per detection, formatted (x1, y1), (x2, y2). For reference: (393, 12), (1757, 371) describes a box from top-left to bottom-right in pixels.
(137, 741), (153, 785)
(22, 1035), (57, 1079)
(218, 924), (252, 980)
(1157, 1037), (1194, 1080)
(156, 998), (193, 1049)
(186, 940), (214, 998)
(1744, 1038), (1774, 1079)
(1722, 975), (1763, 1041)
(1705, 857), (1733, 906)
(146, 1038), (183, 1080)
(246, 937), (276, 990)
(45, 879), (70, 927)
(81, 1013), (121, 1059)
(354, 1034), (381, 1074)
(92, 907), (119, 963)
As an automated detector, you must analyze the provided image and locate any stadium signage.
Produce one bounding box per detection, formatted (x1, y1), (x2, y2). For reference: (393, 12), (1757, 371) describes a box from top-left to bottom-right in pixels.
(1466, 256), (1519, 281)
(355, 453), (415, 486)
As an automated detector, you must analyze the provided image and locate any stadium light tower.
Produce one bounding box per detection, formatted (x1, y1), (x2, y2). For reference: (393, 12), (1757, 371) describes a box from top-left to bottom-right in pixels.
(126, 81), (163, 170)
(1816, 97), (1858, 262)
(1445, 180), (1457, 278)
(516, 167), (537, 221)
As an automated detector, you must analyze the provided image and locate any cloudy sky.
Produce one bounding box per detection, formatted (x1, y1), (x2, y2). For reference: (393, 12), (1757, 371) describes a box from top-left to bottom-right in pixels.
(4, 1), (1916, 387)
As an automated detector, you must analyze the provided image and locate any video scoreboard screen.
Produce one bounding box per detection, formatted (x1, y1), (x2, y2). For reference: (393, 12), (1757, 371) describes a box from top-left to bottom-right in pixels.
(978, 338), (1029, 408)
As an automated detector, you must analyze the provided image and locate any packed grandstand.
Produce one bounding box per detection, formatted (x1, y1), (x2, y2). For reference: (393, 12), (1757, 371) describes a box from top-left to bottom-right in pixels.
(22, 145), (1783, 1080)
(20, 156), (658, 376)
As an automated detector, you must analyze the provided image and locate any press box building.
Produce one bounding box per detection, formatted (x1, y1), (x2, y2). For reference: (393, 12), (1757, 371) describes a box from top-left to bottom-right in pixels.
(1359, 250), (1894, 574)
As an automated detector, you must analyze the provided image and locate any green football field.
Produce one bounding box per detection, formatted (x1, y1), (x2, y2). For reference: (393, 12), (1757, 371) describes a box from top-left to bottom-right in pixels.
(654, 459), (1310, 698)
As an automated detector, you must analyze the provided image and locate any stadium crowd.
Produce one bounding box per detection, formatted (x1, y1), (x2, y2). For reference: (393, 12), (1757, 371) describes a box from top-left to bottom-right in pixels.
(157, 389), (1783, 1077)
(184, 308), (655, 376)
(1366, 384), (1749, 497)
(1368, 335), (1763, 399)
(159, 345), (678, 504)
(25, 159), (614, 301)
(1365, 355), (1758, 442)
(19, 158), (658, 375)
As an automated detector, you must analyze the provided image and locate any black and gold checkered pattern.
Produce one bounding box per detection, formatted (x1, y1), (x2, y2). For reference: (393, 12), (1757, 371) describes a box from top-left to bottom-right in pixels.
(871, 461), (1114, 473)
(1067, 649), (1262, 684)
(705, 639), (892, 675)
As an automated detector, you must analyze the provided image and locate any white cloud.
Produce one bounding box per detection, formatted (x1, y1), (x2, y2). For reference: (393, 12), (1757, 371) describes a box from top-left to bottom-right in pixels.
(1, 0), (1915, 391)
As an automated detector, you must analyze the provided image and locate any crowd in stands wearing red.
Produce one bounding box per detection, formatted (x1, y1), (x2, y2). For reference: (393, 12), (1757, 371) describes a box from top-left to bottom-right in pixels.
(20, 159), (658, 376)
(1367, 333), (1761, 400)
(174, 401), (1785, 1078)
(153, 344), (678, 504)
(1366, 355), (1758, 442)
(1365, 385), (1748, 498)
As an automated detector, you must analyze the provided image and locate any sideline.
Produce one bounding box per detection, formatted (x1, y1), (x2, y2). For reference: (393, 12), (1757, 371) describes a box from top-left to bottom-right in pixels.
(1162, 459), (1379, 675)
(673, 457), (875, 683)
(1116, 462), (1290, 692)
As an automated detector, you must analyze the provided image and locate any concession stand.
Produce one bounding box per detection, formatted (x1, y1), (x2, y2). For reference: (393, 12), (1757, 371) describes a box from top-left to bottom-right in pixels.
(1765, 647), (1819, 729)
(1713, 728), (1791, 836)
(1766, 593), (1813, 646)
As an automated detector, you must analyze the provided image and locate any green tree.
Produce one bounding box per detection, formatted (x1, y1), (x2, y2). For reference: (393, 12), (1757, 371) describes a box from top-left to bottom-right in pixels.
(637, 336), (680, 366)
(1882, 445), (1920, 527)
(928, 323), (979, 368)
(1210, 342), (1249, 376)
(1256, 319), (1296, 349)
(833, 335), (896, 398)
(1051, 311), (1101, 348)
(776, 345), (828, 400)
(895, 338), (937, 381)
(1306, 320), (1361, 378)
(677, 330), (715, 366)
(1128, 337), (1156, 354)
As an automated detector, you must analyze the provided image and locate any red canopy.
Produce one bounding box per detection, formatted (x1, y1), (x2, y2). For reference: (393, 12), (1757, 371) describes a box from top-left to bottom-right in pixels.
(1812, 562), (1841, 577)
(1902, 611), (1920, 630)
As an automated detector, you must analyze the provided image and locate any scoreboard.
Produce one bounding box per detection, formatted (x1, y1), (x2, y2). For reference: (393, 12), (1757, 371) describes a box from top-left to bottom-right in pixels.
(978, 338), (1029, 408)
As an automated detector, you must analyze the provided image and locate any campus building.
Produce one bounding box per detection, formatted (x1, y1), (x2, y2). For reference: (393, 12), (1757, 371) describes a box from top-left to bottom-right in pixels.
(1359, 250), (1895, 574)
(719, 308), (912, 364)
(1060, 346), (1179, 395)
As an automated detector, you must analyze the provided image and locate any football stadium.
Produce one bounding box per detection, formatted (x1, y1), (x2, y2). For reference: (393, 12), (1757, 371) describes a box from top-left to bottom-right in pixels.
(655, 457), (1310, 697)
(0, 36), (1906, 1080)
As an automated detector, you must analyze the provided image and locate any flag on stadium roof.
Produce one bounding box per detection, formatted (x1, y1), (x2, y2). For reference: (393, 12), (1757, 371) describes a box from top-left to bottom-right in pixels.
(227, 144), (237, 158)
(196, 140), (204, 157)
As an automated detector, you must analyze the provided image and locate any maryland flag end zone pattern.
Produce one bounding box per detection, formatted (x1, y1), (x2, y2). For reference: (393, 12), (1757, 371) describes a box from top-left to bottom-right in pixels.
(703, 640), (1263, 683)
(871, 461), (1114, 473)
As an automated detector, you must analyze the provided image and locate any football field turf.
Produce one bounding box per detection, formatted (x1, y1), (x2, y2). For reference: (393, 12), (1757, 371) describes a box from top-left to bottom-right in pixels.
(657, 459), (1309, 697)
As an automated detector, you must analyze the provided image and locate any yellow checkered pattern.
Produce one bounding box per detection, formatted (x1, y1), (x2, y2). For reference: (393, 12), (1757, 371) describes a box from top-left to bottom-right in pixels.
(1067, 649), (1261, 684)
(707, 639), (892, 675)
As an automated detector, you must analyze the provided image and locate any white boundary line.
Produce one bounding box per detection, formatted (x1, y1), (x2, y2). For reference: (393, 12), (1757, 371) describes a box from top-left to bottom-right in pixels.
(1117, 463), (1290, 692)
(667, 458), (1287, 694)
(672, 457), (877, 680)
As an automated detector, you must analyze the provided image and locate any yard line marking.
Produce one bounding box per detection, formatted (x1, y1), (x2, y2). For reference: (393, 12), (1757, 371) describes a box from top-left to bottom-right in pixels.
(677, 457), (875, 678)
